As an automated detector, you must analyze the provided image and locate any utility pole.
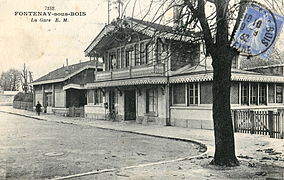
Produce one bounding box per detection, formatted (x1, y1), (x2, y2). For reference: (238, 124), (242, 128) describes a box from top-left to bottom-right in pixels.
(108, 0), (110, 24)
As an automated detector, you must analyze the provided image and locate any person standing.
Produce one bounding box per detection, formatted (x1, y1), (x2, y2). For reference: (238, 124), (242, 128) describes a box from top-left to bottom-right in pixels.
(35, 101), (42, 116)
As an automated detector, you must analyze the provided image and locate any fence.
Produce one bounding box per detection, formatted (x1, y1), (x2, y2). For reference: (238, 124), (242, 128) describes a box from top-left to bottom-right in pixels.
(68, 106), (84, 117)
(13, 101), (33, 111)
(232, 109), (284, 139)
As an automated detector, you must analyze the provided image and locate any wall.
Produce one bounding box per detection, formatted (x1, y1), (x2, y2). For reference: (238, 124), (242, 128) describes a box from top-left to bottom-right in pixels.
(136, 86), (167, 125)
(54, 83), (65, 107)
(85, 104), (106, 119)
(34, 88), (43, 105)
(170, 105), (213, 129)
(0, 94), (14, 106)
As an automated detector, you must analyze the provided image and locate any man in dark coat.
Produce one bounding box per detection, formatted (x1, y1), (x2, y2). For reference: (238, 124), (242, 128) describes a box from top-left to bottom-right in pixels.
(35, 101), (42, 116)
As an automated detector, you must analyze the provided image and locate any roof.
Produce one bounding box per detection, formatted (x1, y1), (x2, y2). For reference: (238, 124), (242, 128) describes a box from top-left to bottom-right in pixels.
(84, 17), (200, 56)
(243, 64), (284, 71)
(31, 60), (102, 85)
(169, 64), (284, 83)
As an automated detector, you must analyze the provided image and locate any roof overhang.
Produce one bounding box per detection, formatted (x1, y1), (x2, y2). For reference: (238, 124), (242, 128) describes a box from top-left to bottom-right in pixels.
(85, 77), (167, 88)
(84, 25), (115, 56)
(30, 65), (99, 86)
(84, 18), (199, 57)
(63, 83), (85, 91)
(170, 73), (284, 83)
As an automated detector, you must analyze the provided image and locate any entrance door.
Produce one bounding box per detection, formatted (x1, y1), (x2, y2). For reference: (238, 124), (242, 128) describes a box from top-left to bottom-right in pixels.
(109, 90), (116, 114)
(124, 90), (136, 120)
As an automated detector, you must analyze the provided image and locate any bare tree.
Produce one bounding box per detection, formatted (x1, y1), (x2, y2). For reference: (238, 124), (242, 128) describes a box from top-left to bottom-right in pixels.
(0, 69), (21, 91)
(112, 0), (283, 166)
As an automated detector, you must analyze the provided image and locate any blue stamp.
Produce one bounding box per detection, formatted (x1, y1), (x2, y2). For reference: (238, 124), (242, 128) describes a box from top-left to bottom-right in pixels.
(231, 4), (284, 59)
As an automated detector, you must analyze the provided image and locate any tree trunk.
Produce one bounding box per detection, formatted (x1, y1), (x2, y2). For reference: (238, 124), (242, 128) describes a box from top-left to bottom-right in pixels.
(210, 47), (239, 166)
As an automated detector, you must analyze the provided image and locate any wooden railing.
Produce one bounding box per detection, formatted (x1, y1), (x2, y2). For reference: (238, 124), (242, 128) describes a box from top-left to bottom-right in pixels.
(96, 64), (165, 81)
(68, 106), (84, 117)
(232, 109), (284, 139)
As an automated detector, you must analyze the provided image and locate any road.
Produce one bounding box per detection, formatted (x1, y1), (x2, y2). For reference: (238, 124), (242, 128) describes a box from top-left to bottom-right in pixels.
(0, 112), (201, 179)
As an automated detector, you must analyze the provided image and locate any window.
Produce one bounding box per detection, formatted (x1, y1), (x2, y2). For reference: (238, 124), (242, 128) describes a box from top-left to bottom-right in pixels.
(121, 47), (125, 68)
(250, 83), (258, 105)
(94, 89), (103, 105)
(156, 41), (162, 64)
(188, 83), (199, 105)
(109, 53), (116, 70)
(240, 82), (268, 105)
(117, 49), (121, 69)
(259, 84), (267, 105)
(172, 84), (186, 105)
(241, 83), (249, 105)
(276, 85), (283, 103)
(87, 90), (94, 104)
(125, 47), (134, 67)
(135, 44), (140, 66)
(146, 89), (158, 113)
(146, 43), (153, 65)
(46, 93), (52, 106)
(140, 42), (146, 64)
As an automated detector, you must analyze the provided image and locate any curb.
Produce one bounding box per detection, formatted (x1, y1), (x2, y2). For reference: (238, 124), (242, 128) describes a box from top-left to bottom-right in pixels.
(0, 110), (210, 180)
(0, 110), (208, 152)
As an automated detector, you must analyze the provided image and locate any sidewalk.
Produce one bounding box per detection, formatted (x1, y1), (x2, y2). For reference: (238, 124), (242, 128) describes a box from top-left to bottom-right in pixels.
(0, 106), (283, 168)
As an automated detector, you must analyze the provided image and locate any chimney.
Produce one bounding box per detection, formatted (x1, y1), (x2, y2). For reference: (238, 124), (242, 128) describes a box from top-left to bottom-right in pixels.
(173, 0), (183, 30)
(65, 58), (70, 74)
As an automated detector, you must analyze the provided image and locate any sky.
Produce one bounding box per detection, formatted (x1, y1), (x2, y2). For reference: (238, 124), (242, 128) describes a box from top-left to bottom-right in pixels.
(0, 0), (173, 80)
(0, 0), (283, 80)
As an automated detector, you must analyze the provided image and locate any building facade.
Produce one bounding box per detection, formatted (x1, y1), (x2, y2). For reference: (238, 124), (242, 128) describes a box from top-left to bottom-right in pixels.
(31, 60), (102, 116)
(83, 17), (284, 129)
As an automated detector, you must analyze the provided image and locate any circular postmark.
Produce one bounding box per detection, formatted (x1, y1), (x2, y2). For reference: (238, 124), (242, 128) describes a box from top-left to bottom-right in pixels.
(230, 1), (280, 57)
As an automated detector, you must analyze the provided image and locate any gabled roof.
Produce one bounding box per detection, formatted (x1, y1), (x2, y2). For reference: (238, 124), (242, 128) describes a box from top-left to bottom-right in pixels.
(84, 17), (200, 56)
(31, 60), (102, 85)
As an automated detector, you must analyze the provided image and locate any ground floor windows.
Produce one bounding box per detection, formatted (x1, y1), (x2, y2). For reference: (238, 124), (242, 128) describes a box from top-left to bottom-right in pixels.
(188, 83), (198, 105)
(241, 83), (249, 105)
(45, 93), (52, 106)
(171, 83), (199, 106)
(172, 84), (186, 105)
(276, 85), (283, 103)
(259, 84), (267, 105)
(241, 82), (268, 105)
(146, 88), (158, 114)
(87, 89), (104, 105)
(94, 89), (103, 105)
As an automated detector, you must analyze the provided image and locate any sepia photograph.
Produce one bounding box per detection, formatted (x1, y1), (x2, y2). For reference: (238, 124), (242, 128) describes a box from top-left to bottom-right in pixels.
(0, 0), (283, 179)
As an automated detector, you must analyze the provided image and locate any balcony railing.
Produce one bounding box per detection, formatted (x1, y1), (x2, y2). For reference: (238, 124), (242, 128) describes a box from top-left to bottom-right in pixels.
(96, 64), (165, 81)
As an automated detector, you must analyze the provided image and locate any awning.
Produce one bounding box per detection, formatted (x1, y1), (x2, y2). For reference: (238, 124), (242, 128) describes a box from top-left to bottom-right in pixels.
(85, 77), (167, 88)
(63, 83), (85, 90)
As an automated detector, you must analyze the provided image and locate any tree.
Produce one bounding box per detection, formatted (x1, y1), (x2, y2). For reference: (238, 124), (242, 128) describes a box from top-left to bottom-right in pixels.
(21, 64), (29, 93)
(183, 0), (240, 166)
(0, 69), (21, 91)
(113, 0), (282, 166)
(20, 64), (33, 93)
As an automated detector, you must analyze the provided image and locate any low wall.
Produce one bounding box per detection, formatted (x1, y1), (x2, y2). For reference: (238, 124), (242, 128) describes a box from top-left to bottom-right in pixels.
(13, 101), (33, 111)
(84, 104), (106, 120)
(52, 107), (69, 116)
(0, 94), (14, 106)
(170, 105), (213, 129)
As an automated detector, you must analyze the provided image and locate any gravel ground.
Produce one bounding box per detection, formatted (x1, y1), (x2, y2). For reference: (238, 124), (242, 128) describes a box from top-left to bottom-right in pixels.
(0, 112), (201, 180)
(76, 156), (284, 180)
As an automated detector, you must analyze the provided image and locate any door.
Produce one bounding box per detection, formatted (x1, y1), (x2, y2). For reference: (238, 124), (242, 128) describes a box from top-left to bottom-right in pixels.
(109, 90), (117, 114)
(124, 89), (136, 120)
